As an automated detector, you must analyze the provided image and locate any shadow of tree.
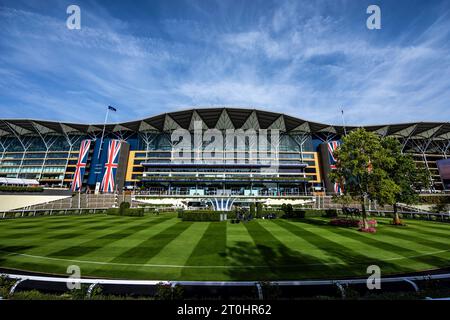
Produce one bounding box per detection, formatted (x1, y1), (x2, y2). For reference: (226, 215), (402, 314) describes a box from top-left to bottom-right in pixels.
(274, 219), (418, 277)
(295, 219), (450, 272)
(224, 241), (339, 281)
(223, 221), (338, 281)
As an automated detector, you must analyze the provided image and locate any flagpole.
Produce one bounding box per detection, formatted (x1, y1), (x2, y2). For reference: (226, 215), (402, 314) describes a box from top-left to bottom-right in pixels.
(341, 108), (347, 136)
(98, 107), (111, 159)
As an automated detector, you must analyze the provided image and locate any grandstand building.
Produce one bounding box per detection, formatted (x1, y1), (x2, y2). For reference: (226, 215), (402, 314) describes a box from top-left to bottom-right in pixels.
(0, 108), (449, 195)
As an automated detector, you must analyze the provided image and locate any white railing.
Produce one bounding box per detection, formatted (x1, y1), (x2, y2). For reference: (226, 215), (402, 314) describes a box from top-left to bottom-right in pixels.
(1, 272), (450, 299)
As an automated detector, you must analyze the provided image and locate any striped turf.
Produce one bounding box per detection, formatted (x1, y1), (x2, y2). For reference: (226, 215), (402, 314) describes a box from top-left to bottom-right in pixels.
(0, 213), (449, 280)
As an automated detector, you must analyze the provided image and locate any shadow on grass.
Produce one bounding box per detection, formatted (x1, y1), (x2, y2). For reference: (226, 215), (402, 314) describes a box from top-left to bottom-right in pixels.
(378, 227), (450, 252)
(222, 221), (340, 281)
(274, 220), (417, 275)
(296, 219), (450, 271)
(180, 222), (227, 279)
(224, 240), (338, 281)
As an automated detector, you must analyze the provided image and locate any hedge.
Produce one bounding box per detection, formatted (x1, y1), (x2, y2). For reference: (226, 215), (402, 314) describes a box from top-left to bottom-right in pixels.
(106, 208), (144, 217)
(256, 210), (284, 219)
(419, 196), (450, 204)
(178, 210), (236, 221)
(0, 186), (43, 193)
(281, 209), (338, 219)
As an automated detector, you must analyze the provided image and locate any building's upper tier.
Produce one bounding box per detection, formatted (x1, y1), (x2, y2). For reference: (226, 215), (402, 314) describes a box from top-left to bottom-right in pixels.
(1, 107), (449, 139)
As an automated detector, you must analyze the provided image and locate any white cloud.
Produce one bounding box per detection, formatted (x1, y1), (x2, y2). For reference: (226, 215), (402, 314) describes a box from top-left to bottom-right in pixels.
(0, 2), (449, 126)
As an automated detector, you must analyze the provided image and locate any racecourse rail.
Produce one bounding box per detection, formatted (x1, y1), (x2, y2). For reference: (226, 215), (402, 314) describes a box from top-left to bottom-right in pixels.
(1, 271), (450, 299)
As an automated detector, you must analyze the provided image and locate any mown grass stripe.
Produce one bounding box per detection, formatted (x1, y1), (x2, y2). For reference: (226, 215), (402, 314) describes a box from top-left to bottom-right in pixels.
(180, 222), (227, 268)
(0, 215), (107, 235)
(404, 223), (450, 237)
(0, 213), (449, 281)
(110, 221), (193, 264)
(259, 220), (342, 264)
(243, 220), (334, 279)
(14, 217), (156, 257)
(303, 219), (449, 270)
(275, 219), (418, 276)
(80, 217), (179, 262)
(378, 226), (449, 252)
(46, 216), (174, 259)
(150, 222), (212, 279)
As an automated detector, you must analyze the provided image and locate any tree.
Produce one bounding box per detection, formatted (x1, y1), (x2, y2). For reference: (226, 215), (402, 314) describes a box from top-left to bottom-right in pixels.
(281, 203), (293, 218)
(256, 202), (263, 217)
(249, 203), (256, 216)
(330, 128), (400, 229)
(381, 137), (426, 225)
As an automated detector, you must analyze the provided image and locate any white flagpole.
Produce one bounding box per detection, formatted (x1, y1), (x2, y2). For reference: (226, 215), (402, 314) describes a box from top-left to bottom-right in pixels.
(341, 108), (347, 136)
(98, 107), (110, 159)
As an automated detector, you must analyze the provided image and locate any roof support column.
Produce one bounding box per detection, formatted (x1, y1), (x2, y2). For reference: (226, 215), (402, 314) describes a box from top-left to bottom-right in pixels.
(3, 122), (34, 178)
(0, 137), (13, 167)
(61, 132), (82, 187)
(33, 126), (58, 181)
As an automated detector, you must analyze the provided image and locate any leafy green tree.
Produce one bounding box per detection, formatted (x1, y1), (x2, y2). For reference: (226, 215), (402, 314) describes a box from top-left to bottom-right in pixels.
(249, 203), (256, 216)
(330, 128), (400, 229)
(381, 137), (427, 225)
(256, 202), (263, 217)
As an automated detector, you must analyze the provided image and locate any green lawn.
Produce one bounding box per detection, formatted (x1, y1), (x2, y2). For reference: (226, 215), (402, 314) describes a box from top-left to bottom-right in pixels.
(0, 213), (449, 281)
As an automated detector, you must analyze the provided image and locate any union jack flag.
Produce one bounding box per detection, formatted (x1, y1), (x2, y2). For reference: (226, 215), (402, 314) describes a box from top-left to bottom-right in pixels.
(327, 141), (340, 169)
(327, 141), (343, 194)
(101, 139), (122, 193)
(71, 139), (91, 192)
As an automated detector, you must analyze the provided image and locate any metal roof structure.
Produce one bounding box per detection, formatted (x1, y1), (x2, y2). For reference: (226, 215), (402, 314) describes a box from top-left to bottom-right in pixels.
(0, 108), (449, 141)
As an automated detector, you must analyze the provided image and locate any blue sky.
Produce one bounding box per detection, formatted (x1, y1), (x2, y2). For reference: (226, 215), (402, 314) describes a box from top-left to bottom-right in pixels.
(0, 0), (449, 125)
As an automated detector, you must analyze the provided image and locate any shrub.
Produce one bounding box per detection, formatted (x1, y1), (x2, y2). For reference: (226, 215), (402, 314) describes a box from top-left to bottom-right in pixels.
(10, 289), (63, 300)
(106, 207), (143, 217)
(330, 218), (359, 227)
(324, 209), (338, 218)
(359, 227), (377, 233)
(155, 283), (172, 300)
(249, 203), (256, 216)
(119, 201), (131, 209)
(419, 196), (450, 205)
(256, 210), (283, 219)
(178, 210), (234, 221)
(283, 209), (324, 219)
(122, 208), (144, 217)
(155, 283), (184, 300)
(358, 219), (377, 228)
(119, 202), (131, 215)
(106, 208), (120, 216)
(0, 275), (14, 294)
(256, 202), (263, 217)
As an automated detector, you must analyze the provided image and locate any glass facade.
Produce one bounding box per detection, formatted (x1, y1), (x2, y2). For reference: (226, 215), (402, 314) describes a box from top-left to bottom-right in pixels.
(0, 109), (448, 192)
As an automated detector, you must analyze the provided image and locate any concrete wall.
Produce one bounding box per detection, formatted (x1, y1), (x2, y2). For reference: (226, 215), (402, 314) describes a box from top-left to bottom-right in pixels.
(0, 195), (71, 211)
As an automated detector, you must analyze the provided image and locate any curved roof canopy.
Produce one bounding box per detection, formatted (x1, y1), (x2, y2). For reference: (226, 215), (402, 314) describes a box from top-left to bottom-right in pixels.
(0, 108), (449, 140)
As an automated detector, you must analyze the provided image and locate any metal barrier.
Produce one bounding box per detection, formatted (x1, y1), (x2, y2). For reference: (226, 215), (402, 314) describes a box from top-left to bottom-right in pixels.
(1, 272), (450, 299)
(0, 207), (110, 219)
